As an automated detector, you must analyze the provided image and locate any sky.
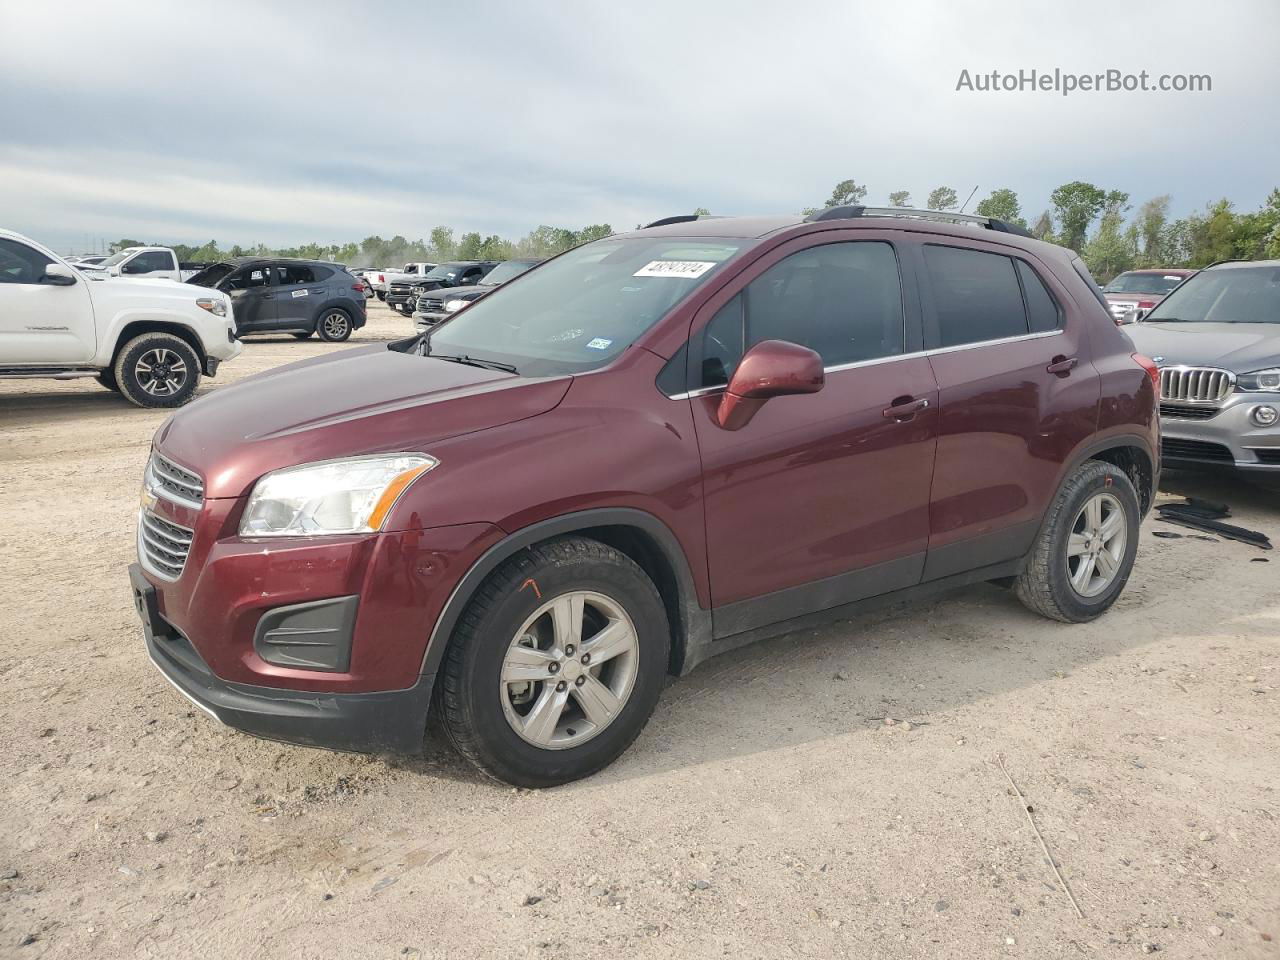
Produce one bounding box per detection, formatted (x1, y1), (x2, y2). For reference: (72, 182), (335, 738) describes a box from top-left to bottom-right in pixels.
(1, 0), (1276, 254)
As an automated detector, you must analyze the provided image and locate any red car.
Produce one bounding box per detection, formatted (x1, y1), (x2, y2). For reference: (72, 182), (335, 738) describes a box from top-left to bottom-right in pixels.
(1102, 268), (1196, 323)
(130, 207), (1160, 786)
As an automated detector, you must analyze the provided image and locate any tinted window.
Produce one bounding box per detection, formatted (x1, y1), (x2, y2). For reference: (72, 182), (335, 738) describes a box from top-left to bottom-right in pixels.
(0, 238), (54, 284)
(187, 262), (235, 288)
(1016, 260), (1062, 333)
(925, 245), (1027, 347)
(225, 266), (272, 290)
(278, 264), (317, 284)
(700, 241), (904, 385)
(131, 250), (174, 273)
(1103, 272), (1187, 295)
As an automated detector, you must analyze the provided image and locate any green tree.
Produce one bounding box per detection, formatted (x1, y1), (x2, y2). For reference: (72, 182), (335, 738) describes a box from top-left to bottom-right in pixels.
(824, 179), (868, 208)
(109, 238), (144, 253)
(888, 191), (911, 207)
(456, 231), (484, 260)
(1030, 211), (1054, 241)
(1083, 199), (1135, 283)
(974, 188), (1024, 226)
(1132, 195), (1171, 265)
(575, 224), (613, 244)
(1049, 181), (1111, 252)
(428, 226), (456, 262)
(927, 186), (958, 211)
(692, 207), (711, 217)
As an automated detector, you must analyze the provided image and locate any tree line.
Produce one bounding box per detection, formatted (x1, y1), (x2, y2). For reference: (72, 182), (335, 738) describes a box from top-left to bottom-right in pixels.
(803, 179), (1280, 282)
(109, 181), (1280, 283)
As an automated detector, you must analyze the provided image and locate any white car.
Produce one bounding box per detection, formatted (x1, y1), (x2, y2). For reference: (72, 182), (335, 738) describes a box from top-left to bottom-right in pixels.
(0, 229), (242, 407)
(77, 245), (206, 283)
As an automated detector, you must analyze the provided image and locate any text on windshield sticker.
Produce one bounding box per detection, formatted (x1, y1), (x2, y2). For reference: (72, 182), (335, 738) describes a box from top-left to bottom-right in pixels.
(634, 260), (716, 279)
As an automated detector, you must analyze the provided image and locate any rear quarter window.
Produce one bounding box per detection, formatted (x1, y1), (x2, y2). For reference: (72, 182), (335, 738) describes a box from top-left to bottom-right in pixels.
(924, 245), (1028, 348)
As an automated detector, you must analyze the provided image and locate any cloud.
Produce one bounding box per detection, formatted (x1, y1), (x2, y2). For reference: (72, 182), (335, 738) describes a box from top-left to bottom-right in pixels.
(1, 0), (1276, 251)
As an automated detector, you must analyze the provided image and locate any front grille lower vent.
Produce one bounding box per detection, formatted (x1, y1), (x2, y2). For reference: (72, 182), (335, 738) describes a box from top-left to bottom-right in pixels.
(1161, 438), (1235, 462)
(139, 510), (194, 580)
(1159, 403), (1219, 420)
(1158, 366), (1234, 404)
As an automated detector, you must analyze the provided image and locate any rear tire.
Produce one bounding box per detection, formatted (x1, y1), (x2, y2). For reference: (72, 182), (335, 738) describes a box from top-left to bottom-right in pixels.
(1014, 460), (1140, 623)
(316, 309), (353, 342)
(438, 536), (670, 788)
(113, 333), (201, 408)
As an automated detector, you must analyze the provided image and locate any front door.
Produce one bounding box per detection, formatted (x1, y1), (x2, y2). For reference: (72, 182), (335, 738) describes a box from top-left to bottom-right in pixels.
(688, 233), (939, 638)
(0, 237), (96, 363)
(913, 239), (1100, 579)
(223, 264), (276, 332)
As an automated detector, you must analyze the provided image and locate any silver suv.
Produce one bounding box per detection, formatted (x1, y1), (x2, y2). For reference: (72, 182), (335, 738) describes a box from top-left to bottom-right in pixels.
(1127, 260), (1280, 477)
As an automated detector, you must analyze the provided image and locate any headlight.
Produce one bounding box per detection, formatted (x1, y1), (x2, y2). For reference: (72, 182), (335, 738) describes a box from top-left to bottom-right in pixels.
(240, 454), (438, 537)
(196, 297), (227, 317)
(1237, 368), (1280, 392)
(444, 299), (470, 313)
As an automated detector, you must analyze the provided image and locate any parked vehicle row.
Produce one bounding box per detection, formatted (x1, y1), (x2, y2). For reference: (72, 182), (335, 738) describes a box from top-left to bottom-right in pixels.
(412, 257), (543, 329)
(0, 229), (241, 406)
(386, 260), (499, 316)
(78, 246), (210, 283)
(128, 206), (1161, 787)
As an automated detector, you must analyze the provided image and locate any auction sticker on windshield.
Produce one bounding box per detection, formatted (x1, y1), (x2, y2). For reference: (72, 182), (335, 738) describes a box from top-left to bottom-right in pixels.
(634, 260), (716, 279)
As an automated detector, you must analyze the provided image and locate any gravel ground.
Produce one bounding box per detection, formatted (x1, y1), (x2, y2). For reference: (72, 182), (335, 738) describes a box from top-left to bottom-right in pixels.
(1, 301), (1277, 959)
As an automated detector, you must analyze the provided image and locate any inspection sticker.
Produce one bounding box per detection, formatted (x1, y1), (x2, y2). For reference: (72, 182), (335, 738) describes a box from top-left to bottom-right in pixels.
(291, 289), (309, 298)
(633, 260), (715, 279)
(586, 337), (613, 350)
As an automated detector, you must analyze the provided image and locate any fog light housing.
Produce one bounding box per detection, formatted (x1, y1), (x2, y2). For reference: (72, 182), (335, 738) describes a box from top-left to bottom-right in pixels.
(1250, 404), (1279, 427)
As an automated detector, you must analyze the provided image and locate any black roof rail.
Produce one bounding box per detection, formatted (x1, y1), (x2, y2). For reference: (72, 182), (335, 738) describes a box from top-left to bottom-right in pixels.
(643, 214), (702, 228)
(803, 205), (1036, 239)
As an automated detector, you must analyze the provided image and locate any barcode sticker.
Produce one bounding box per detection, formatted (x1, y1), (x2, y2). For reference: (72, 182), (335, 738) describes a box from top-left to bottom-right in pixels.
(633, 260), (716, 279)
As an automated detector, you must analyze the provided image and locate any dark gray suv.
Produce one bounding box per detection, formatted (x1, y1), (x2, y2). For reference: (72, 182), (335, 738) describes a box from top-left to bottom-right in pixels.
(187, 258), (367, 341)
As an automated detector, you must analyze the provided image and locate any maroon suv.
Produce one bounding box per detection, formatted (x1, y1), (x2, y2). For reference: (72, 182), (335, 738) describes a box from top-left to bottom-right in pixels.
(129, 207), (1160, 786)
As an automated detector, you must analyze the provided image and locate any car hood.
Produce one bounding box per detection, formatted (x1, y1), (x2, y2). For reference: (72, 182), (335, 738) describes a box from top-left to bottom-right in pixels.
(1126, 322), (1280, 371)
(155, 344), (571, 498)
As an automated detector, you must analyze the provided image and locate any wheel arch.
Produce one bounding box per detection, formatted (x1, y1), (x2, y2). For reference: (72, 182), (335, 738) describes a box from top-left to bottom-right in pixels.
(420, 508), (712, 681)
(110, 320), (207, 370)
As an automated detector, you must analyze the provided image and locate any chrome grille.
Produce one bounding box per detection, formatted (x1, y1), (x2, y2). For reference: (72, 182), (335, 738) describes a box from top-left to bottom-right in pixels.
(418, 295), (445, 311)
(149, 452), (204, 506)
(139, 509), (194, 580)
(1158, 366), (1234, 405)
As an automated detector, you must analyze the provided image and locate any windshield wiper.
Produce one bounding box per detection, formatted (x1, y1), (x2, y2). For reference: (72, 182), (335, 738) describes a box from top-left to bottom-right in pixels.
(1141, 316), (1186, 322)
(430, 353), (519, 374)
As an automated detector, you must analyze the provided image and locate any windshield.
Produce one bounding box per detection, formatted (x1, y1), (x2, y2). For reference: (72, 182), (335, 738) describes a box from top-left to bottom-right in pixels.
(421, 237), (749, 376)
(1103, 272), (1187, 295)
(424, 264), (461, 280)
(98, 249), (137, 268)
(1145, 266), (1280, 324)
(186, 262), (235, 288)
(479, 260), (537, 286)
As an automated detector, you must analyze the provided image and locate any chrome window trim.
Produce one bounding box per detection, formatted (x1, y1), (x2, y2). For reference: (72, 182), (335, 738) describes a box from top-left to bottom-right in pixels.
(667, 331), (1063, 400)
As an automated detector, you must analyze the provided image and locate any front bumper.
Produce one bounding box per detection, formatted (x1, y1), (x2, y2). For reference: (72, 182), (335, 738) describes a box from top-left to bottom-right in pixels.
(1160, 393), (1280, 472)
(133, 563), (435, 753)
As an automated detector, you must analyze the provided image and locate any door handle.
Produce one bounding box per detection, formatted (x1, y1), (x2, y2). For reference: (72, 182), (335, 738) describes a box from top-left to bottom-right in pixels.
(882, 397), (930, 420)
(1046, 355), (1078, 375)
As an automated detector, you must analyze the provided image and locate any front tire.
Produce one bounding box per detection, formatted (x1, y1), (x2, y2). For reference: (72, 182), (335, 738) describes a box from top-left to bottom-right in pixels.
(1014, 460), (1140, 622)
(316, 309), (353, 342)
(113, 333), (201, 408)
(438, 537), (670, 788)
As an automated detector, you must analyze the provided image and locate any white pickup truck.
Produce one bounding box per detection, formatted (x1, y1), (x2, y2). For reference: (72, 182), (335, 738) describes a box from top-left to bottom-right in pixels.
(78, 245), (208, 283)
(0, 229), (242, 407)
(368, 261), (435, 300)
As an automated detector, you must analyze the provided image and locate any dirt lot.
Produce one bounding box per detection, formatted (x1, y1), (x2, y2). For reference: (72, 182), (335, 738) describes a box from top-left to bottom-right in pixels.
(1, 301), (1277, 959)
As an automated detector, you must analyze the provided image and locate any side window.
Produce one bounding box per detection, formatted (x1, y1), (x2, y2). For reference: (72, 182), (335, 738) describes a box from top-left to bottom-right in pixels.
(0, 238), (53, 284)
(225, 266), (271, 291)
(130, 251), (174, 273)
(924, 245), (1028, 348)
(1016, 260), (1062, 333)
(278, 265), (316, 285)
(699, 241), (905, 386)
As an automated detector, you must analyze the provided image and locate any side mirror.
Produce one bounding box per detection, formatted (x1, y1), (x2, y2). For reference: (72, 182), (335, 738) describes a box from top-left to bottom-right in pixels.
(714, 339), (824, 430)
(43, 263), (78, 286)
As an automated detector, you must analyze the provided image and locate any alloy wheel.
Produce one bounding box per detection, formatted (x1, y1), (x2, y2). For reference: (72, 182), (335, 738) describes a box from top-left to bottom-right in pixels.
(499, 591), (639, 750)
(1066, 492), (1127, 597)
(322, 312), (350, 339)
(134, 348), (188, 397)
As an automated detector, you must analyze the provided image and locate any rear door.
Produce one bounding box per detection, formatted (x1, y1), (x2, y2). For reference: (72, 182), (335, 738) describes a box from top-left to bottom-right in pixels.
(223, 264), (276, 331)
(914, 238), (1099, 579)
(687, 231), (939, 637)
(274, 264), (328, 330)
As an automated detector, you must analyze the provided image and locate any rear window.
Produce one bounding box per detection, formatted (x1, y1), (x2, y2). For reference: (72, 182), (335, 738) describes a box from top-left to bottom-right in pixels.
(925, 245), (1028, 347)
(279, 264), (322, 284)
(1103, 272), (1187, 295)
